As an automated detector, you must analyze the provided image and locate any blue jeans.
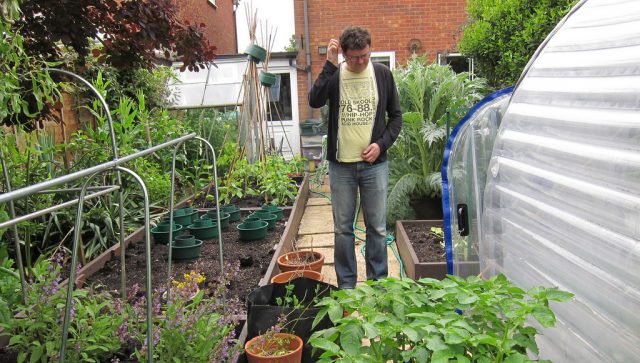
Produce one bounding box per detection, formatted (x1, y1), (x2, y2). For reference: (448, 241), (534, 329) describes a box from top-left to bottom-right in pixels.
(329, 160), (389, 289)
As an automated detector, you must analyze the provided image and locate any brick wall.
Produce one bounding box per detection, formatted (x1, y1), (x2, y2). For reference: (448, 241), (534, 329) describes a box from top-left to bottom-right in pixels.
(293, 0), (467, 120)
(177, 0), (238, 55)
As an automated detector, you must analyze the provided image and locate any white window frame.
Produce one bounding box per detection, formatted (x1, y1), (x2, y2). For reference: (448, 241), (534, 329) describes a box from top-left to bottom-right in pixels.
(338, 51), (396, 70)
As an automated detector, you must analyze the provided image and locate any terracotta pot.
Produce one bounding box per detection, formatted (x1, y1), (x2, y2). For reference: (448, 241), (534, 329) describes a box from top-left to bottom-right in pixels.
(277, 251), (324, 273)
(271, 270), (323, 284)
(245, 333), (303, 363)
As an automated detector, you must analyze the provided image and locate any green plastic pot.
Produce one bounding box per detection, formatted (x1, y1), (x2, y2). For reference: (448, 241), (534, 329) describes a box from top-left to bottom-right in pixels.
(204, 211), (231, 230)
(150, 222), (183, 245)
(259, 71), (277, 87)
(187, 218), (219, 240)
(221, 204), (241, 222)
(166, 208), (197, 226)
(179, 207), (201, 222)
(244, 44), (267, 63)
(243, 216), (260, 223)
(261, 205), (284, 221)
(171, 239), (203, 261)
(174, 235), (197, 247)
(237, 220), (268, 241)
(249, 211), (278, 230)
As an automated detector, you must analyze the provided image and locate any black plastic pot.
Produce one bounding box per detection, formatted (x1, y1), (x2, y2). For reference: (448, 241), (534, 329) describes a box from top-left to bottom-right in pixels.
(246, 278), (337, 363)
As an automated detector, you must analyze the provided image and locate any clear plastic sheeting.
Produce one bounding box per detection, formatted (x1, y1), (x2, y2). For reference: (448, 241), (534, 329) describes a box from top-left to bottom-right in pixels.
(481, 0), (640, 361)
(441, 88), (512, 278)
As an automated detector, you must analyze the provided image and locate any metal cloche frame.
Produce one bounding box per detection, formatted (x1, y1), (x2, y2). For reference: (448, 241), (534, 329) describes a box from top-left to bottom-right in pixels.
(0, 69), (222, 362)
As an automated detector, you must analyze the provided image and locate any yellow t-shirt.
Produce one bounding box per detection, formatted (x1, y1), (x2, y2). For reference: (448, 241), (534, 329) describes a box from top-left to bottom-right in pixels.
(337, 62), (378, 162)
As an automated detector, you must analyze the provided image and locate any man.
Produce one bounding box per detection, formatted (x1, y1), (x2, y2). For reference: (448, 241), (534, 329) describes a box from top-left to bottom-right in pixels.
(308, 26), (402, 289)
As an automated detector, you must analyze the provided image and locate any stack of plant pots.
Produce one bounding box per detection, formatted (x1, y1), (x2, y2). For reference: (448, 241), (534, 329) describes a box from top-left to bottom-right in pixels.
(236, 220), (269, 241)
(249, 211), (278, 230)
(261, 204), (284, 221)
(204, 210), (230, 230)
(221, 204), (241, 222)
(187, 218), (219, 240)
(171, 235), (203, 261)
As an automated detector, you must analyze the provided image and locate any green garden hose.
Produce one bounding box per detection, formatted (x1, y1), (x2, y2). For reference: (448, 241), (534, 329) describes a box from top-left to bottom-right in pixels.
(309, 189), (405, 279)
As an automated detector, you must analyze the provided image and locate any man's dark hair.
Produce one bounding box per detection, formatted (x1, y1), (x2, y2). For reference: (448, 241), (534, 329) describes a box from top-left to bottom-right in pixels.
(339, 26), (371, 52)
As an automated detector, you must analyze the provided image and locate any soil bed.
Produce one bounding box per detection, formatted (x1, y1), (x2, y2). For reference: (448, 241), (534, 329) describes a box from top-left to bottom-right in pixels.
(84, 208), (287, 315)
(401, 223), (444, 263)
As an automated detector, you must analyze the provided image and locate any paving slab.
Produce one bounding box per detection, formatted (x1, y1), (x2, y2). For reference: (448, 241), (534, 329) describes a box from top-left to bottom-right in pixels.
(306, 197), (332, 206)
(303, 245), (401, 285)
(294, 183), (404, 287)
(298, 206), (334, 235)
(310, 180), (331, 193)
(295, 233), (334, 248)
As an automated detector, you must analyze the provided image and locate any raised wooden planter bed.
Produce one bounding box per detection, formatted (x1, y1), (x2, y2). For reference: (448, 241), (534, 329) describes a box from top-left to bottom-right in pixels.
(0, 178), (310, 355)
(395, 220), (448, 280)
(234, 175), (311, 362)
(395, 219), (480, 280)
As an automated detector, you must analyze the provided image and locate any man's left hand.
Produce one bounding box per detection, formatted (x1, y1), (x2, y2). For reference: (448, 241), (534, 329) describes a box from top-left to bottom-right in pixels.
(362, 143), (381, 163)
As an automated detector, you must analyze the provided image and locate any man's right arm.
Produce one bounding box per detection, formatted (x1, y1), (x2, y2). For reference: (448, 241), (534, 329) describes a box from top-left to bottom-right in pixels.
(309, 38), (340, 108)
(308, 61), (338, 108)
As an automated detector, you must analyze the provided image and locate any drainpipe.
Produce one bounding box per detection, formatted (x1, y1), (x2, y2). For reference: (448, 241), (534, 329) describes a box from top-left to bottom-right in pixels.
(303, 0), (313, 119)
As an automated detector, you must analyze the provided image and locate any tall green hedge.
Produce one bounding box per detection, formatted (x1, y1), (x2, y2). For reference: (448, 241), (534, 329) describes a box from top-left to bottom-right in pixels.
(458, 0), (577, 89)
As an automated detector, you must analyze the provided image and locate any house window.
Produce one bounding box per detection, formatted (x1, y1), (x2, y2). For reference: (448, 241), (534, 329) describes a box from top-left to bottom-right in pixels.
(208, 0), (217, 8)
(338, 51), (396, 70)
(267, 73), (293, 121)
(438, 53), (475, 77)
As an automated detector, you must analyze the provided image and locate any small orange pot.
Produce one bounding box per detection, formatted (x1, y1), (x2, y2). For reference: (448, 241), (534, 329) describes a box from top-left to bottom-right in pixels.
(271, 270), (323, 284)
(277, 250), (325, 273)
(245, 332), (303, 363)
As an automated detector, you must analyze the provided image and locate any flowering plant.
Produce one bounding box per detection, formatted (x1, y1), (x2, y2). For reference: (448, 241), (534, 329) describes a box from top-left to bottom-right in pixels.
(125, 264), (243, 362)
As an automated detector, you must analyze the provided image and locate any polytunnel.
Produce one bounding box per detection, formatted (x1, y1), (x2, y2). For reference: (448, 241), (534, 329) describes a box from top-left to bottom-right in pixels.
(442, 87), (513, 278)
(442, 0), (640, 361)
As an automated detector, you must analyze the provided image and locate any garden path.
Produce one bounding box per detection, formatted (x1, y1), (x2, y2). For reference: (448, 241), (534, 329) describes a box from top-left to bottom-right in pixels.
(295, 178), (402, 286)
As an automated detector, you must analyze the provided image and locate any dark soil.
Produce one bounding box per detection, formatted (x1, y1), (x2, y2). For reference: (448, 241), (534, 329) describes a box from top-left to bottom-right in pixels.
(402, 224), (445, 263)
(83, 207), (288, 316)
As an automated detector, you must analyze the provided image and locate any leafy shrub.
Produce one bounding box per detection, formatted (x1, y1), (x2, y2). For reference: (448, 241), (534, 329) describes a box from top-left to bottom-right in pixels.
(458, 0), (577, 89)
(310, 275), (573, 363)
(218, 154), (301, 206)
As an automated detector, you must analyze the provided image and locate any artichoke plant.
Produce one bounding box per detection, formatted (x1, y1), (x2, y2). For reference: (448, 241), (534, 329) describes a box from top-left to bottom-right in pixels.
(387, 56), (488, 223)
